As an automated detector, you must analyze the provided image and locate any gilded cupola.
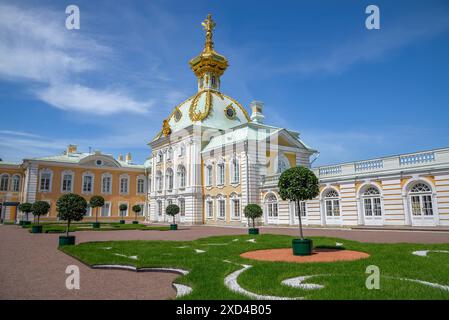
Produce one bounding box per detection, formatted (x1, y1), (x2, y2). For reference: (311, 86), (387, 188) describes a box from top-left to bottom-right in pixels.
(189, 14), (228, 92)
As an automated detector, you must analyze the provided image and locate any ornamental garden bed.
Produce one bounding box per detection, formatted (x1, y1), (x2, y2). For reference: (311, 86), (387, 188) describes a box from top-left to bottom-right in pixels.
(23, 222), (170, 233)
(60, 234), (449, 300)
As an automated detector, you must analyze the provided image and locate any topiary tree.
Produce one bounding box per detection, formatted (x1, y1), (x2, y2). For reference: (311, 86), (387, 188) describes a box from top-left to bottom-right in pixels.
(278, 166), (319, 239)
(119, 203), (128, 220)
(31, 201), (51, 226)
(165, 204), (180, 225)
(89, 195), (104, 223)
(132, 204), (142, 221)
(56, 193), (87, 237)
(244, 204), (263, 229)
(18, 202), (33, 221)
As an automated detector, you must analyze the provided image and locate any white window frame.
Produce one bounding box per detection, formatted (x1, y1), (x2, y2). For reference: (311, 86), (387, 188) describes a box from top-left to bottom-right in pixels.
(101, 173), (112, 195)
(118, 201), (129, 217)
(61, 171), (74, 193)
(101, 202), (111, 217)
(178, 198), (185, 216)
(265, 193), (279, 220)
(216, 162), (225, 186)
(119, 174), (130, 195)
(205, 165), (213, 187)
(82, 172), (94, 194)
(324, 189), (340, 217)
(177, 165), (186, 189)
(217, 195), (226, 219)
(39, 169), (53, 192)
(12, 174), (21, 192)
(156, 171), (163, 191)
(0, 173), (9, 191)
(230, 193), (241, 219)
(136, 175), (146, 194)
(166, 168), (174, 190)
(230, 157), (240, 184)
(206, 197), (213, 219)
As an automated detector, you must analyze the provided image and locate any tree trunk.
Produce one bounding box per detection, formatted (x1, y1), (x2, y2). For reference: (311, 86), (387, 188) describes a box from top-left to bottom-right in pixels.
(252, 218), (255, 229)
(95, 207), (98, 223)
(297, 199), (304, 239)
(135, 212), (137, 221)
(173, 215), (176, 225)
(66, 219), (71, 237)
(37, 215), (40, 226)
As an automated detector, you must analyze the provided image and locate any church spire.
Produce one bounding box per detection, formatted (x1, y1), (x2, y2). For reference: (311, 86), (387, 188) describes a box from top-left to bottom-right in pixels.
(189, 14), (228, 92)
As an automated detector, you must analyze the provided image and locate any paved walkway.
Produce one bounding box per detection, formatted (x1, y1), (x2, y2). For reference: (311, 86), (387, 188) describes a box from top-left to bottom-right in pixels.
(1, 224), (448, 299)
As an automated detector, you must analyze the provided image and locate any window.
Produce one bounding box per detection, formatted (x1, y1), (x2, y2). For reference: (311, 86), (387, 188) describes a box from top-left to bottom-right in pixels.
(119, 202), (129, 216)
(230, 194), (240, 219)
(178, 198), (185, 216)
(179, 144), (185, 157)
(177, 165), (186, 188)
(40, 170), (52, 192)
(148, 177), (152, 192)
(276, 154), (290, 174)
(12, 175), (20, 192)
(157, 152), (163, 163)
(101, 202), (111, 217)
(206, 198), (213, 218)
(0, 174), (9, 191)
(231, 158), (239, 184)
(136, 204), (144, 216)
(206, 165), (213, 186)
(102, 174), (112, 194)
(409, 182), (434, 216)
(156, 171), (163, 191)
(293, 201), (307, 217)
(62, 173), (73, 192)
(324, 189), (340, 217)
(167, 148), (174, 160)
(217, 163), (225, 185)
(166, 168), (174, 190)
(120, 175), (129, 194)
(265, 193), (278, 218)
(85, 205), (92, 217)
(217, 195), (225, 218)
(137, 177), (145, 194)
(82, 173), (93, 193)
(362, 186), (382, 216)
(157, 200), (163, 216)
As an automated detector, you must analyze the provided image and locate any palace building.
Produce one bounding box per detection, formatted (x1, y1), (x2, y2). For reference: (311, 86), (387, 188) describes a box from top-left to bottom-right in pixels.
(1, 15), (449, 227)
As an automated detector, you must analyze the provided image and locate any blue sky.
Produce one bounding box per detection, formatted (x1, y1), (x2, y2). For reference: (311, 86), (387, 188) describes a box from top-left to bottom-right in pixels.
(0, 0), (448, 166)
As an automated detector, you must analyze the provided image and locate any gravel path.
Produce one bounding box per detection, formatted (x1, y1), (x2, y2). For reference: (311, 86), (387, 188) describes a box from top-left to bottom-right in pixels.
(1, 224), (448, 299)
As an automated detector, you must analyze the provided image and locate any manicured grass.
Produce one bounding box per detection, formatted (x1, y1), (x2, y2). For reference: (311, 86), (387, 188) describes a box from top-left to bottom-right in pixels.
(60, 234), (449, 300)
(24, 222), (169, 233)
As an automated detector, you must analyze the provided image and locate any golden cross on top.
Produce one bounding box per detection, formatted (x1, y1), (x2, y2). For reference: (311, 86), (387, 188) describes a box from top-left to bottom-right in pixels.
(202, 14), (215, 52)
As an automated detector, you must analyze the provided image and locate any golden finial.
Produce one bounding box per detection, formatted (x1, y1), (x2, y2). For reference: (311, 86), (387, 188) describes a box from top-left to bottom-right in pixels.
(162, 119), (171, 136)
(201, 14), (216, 52)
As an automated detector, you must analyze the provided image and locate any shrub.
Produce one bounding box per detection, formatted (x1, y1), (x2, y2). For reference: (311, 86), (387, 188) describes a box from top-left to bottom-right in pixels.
(31, 201), (51, 225)
(132, 204), (142, 221)
(244, 204), (263, 229)
(89, 195), (105, 223)
(56, 193), (88, 237)
(18, 202), (33, 221)
(278, 166), (319, 238)
(119, 203), (128, 219)
(165, 204), (180, 225)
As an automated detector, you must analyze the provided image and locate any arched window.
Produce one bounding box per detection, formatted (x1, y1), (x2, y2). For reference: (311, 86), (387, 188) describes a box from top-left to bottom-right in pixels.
(119, 175), (129, 194)
(11, 175), (20, 192)
(217, 162), (225, 185)
(231, 158), (239, 184)
(101, 173), (112, 194)
(178, 198), (185, 216)
(206, 196), (213, 218)
(0, 174), (9, 191)
(217, 194), (226, 218)
(276, 154), (290, 174)
(157, 200), (163, 216)
(166, 168), (173, 190)
(362, 186), (381, 216)
(409, 182), (433, 216)
(265, 193), (278, 218)
(230, 193), (240, 219)
(211, 75), (216, 87)
(324, 189), (340, 217)
(206, 165), (213, 186)
(177, 165), (186, 188)
(137, 176), (146, 194)
(156, 171), (163, 191)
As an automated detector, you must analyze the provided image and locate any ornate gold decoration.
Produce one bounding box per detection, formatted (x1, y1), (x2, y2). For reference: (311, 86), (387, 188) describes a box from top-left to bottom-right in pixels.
(189, 90), (213, 121)
(189, 14), (228, 78)
(223, 93), (251, 121)
(224, 103), (237, 120)
(174, 107), (182, 122)
(162, 119), (171, 136)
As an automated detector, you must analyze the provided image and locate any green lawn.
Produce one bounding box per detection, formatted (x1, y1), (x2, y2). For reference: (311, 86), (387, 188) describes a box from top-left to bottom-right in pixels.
(60, 234), (449, 300)
(24, 222), (170, 233)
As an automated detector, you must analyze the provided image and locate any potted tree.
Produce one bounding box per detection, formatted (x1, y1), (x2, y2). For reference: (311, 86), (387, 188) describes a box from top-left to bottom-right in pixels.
(278, 166), (319, 256)
(244, 204), (263, 235)
(56, 193), (87, 246)
(18, 202), (33, 227)
(165, 204), (180, 230)
(132, 205), (141, 224)
(31, 201), (50, 233)
(89, 195), (104, 229)
(119, 203), (127, 224)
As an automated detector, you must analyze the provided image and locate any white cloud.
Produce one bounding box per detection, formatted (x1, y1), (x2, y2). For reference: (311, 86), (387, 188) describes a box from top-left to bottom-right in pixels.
(0, 3), (149, 115)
